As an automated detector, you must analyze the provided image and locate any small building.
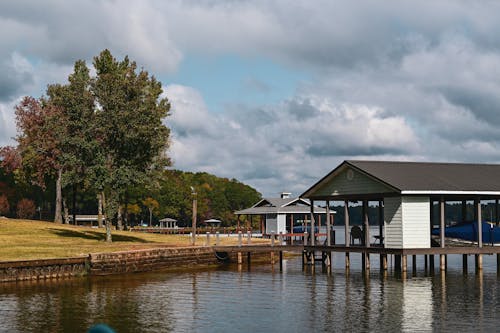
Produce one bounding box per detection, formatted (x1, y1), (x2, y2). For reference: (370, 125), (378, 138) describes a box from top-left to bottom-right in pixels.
(301, 160), (500, 249)
(235, 192), (327, 235)
(159, 217), (177, 229)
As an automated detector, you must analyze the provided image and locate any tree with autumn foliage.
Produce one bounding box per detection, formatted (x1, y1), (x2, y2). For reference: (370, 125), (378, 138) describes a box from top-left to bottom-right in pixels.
(0, 194), (9, 216)
(13, 96), (65, 222)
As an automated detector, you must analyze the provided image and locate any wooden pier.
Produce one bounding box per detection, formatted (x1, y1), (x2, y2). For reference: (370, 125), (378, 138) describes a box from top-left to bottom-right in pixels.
(212, 242), (500, 274)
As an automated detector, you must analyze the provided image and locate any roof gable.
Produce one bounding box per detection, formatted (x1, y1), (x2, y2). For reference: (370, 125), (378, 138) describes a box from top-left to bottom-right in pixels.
(303, 161), (397, 198)
(302, 160), (500, 199)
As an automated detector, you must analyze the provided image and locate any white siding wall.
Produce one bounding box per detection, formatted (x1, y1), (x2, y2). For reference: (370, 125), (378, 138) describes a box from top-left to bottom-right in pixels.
(266, 214), (278, 234)
(277, 214), (287, 234)
(402, 196), (430, 248)
(384, 197), (403, 248)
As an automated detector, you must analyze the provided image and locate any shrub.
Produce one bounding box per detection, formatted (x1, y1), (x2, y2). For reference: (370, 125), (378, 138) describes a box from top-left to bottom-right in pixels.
(0, 194), (9, 216)
(16, 198), (36, 219)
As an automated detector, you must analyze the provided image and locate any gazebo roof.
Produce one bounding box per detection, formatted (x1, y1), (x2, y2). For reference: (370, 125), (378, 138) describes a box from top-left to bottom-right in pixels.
(159, 217), (177, 222)
(302, 160), (500, 200)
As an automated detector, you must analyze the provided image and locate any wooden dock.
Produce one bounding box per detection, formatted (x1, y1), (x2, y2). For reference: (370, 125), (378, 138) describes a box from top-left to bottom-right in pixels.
(211, 242), (500, 274)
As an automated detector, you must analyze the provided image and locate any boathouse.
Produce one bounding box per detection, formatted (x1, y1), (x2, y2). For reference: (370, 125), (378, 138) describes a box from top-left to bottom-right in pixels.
(301, 160), (500, 250)
(235, 192), (327, 235)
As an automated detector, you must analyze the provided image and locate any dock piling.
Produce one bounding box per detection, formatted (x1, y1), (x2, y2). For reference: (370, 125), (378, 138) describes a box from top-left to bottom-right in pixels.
(440, 254), (446, 272)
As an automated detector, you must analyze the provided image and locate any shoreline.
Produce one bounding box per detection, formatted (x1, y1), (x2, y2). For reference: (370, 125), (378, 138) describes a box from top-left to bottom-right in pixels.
(0, 246), (274, 283)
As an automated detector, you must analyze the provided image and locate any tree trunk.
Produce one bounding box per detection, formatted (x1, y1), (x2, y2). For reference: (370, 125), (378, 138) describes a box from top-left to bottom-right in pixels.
(105, 218), (113, 242)
(124, 191), (129, 231)
(63, 196), (70, 224)
(54, 168), (63, 223)
(97, 193), (103, 228)
(149, 209), (152, 227)
(117, 205), (123, 231)
(72, 184), (77, 226)
(104, 192), (117, 242)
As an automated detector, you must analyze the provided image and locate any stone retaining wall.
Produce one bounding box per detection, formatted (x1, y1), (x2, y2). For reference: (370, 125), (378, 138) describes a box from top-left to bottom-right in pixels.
(0, 257), (88, 282)
(0, 247), (272, 282)
(89, 247), (225, 275)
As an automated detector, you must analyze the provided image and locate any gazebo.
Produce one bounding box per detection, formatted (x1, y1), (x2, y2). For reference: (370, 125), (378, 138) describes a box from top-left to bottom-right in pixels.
(159, 217), (178, 229)
(204, 218), (222, 227)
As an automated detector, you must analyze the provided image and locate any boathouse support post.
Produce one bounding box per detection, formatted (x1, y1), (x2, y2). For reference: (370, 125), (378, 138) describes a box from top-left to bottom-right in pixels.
(395, 255), (401, 272)
(378, 200), (383, 246)
(440, 254), (446, 271)
(402, 255), (407, 273)
(440, 197), (446, 272)
(429, 255), (435, 274)
(497, 254), (500, 275)
(462, 200), (467, 222)
(363, 200), (370, 247)
(381, 254), (388, 271)
(475, 198), (484, 271)
(238, 231), (242, 247)
(496, 199), (499, 226)
(279, 251), (283, 271)
(475, 254), (483, 272)
(440, 197), (445, 248)
(476, 199), (483, 248)
(412, 255), (417, 274)
(326, 201), (331, 246)
(247, 231), (251, 245)
(364, 252), (370, 271)
(290, 213), (294, 244)
(430, 200), (434, 245)
(215, 232), (220, 245)
(463, 254), (468, 274)
(238, 252), (242, 264)
(344, 200), (350, 270)
(310, 200), (315, 246)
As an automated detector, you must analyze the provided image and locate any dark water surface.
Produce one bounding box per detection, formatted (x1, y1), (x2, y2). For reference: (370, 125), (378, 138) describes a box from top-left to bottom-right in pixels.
(1, 251), (499, 333)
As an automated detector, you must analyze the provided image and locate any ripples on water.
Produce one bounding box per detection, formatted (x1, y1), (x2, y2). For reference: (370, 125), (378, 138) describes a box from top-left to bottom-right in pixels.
(0, 253), (499, 332)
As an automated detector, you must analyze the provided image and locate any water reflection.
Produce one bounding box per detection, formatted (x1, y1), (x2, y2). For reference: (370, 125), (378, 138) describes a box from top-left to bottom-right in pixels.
(0, 258), (499, 332)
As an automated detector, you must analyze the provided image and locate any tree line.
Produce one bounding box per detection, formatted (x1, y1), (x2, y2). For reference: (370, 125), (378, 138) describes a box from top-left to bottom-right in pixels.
(0, 50), (261, 240)
(0, 166), (261, 228)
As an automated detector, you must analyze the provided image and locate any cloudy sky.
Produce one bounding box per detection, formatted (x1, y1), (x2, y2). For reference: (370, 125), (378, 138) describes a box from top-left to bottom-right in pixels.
(2, 1), (500, 196)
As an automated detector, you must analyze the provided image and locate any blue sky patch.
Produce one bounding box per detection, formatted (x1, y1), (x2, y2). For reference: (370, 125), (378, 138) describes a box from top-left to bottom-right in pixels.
(162, 54), (310, 112)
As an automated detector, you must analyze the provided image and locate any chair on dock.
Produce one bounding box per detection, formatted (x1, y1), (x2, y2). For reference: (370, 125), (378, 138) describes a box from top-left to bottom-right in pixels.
(350, 226), (363, 245)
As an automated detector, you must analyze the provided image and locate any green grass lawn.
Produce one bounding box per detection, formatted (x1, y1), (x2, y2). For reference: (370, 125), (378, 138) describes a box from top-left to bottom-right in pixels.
(0, 218), (267, 261)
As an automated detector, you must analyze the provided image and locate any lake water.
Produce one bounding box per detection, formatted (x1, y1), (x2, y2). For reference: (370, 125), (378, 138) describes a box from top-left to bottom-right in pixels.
(1, 228), (499, 332)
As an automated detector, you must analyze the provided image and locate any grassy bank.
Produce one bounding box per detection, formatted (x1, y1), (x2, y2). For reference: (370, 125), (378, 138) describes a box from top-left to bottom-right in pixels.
(0, 218), (267, 261)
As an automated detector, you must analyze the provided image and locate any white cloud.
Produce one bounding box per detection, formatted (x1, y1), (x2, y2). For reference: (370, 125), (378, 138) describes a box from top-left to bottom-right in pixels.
(0, 99), (18, 147)
(165, 84), (421, 195)
(3, 1), (500, 196)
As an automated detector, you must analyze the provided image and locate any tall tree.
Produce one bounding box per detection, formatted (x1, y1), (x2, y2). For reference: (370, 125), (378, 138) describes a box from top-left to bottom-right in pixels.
(14, 96), (65, 222)
(92, 50), (171, 241)
(46, 60), (95, 223)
